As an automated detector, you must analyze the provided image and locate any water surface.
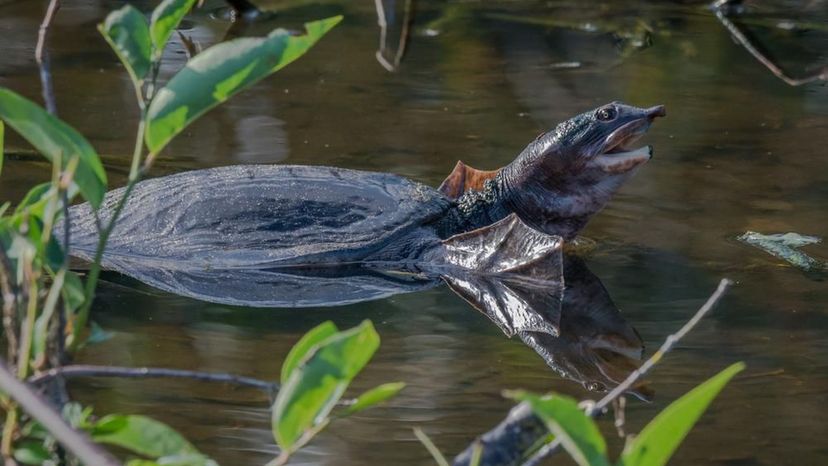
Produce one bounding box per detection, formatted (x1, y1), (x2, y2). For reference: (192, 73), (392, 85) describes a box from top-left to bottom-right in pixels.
(1, 0), (827, 464)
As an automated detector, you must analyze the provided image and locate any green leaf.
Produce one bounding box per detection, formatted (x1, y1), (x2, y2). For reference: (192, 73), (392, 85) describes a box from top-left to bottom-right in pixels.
(91, 414), (198, 459)
(62, 402), (95, 430)
(0, 89), (106, 208)
(13, 183), (52, 218)
(342, 382), (405, 416)
(150, 0), (197, 59)
(272, 319), (380, 453)
(618, 363), (745, 466)
(61, 270), (86, 312)
(99, 5), (152, 84)
(145, 16), (342, 154)
(127, 454), (218, 466)
(281, 321), (338, 384)
(13, 441), (51, 465)
(509, 392), (610, 466)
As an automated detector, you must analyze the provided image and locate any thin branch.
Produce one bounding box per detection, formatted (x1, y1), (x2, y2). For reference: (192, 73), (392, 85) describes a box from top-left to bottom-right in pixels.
(393, 0), (415, 68)
(35, 0), (61, 115)
(0, 248), (19, 365)
(374, 0), (395, 72)
(711, 2), (827, 86)
(0, 358), (121, 466)
(590, 278), (732, 414)
(453, 279), (733, 466)
(28, 365), (279, 395)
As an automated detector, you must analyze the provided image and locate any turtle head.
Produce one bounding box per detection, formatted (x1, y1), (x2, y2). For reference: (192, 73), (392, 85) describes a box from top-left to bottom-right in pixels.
(501, 102), (665, 239)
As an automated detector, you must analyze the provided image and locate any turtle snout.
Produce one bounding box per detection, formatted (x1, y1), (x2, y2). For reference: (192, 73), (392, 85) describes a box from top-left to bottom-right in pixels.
(646, 105), (666, 120)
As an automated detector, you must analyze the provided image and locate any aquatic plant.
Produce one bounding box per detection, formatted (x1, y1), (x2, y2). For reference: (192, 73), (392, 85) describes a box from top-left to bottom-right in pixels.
(6, 320), (401, 465)
(0, 0), (345, 463)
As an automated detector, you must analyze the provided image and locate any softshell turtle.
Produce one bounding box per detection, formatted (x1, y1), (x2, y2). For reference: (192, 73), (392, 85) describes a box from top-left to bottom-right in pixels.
(68, 102), (664, 318)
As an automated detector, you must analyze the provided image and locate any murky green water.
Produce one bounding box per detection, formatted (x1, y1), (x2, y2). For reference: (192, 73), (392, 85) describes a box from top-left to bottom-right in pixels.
(2, 0), (828, 464)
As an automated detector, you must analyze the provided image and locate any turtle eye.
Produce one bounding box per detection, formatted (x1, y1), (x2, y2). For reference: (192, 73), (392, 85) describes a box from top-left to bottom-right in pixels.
(596, 106), (617, 122)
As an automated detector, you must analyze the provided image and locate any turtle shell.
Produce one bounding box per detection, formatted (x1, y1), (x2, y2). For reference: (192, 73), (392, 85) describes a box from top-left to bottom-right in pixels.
(69, 165), (452, 271)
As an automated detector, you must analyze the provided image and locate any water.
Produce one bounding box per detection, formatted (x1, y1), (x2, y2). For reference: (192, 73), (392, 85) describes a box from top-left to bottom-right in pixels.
(2, 0), (828, 464)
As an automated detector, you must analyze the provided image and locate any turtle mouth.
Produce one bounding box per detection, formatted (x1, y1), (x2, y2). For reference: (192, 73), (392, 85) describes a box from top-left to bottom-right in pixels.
(594, 105), (665, 174)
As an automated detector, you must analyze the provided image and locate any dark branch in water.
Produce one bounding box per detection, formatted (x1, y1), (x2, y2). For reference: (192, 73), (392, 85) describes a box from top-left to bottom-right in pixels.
(0, 359), (121, 466)
(35, 0), (61, 115)
(711, 1), (827, 86)
(453, 279), (733, 466)
(29, 364), (279, 396)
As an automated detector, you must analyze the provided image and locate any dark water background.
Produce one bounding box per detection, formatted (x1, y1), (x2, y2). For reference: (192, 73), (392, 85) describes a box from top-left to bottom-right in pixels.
(1, 0), (828, 464)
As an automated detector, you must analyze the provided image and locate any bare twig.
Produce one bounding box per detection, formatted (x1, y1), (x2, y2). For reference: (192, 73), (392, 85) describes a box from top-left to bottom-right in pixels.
(453, 279), (733, 466)
(393, 0), (415, 68)
(0, 359), (121, 466)
(711, 2), (827, 86)
(35, 0), (61, 115)
(590, 279), (732, 414)
(374, 0), (415, 72)
(28, 365), (279, 395)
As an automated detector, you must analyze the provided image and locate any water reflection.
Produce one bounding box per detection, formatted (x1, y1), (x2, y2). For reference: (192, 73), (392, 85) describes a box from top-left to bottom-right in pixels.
(95, 248), (646, 398)
(518, 255), (650, 400)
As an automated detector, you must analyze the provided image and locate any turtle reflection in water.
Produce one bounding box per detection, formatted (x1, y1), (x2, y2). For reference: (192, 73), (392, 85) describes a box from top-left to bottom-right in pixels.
(68, 102), (661, 394)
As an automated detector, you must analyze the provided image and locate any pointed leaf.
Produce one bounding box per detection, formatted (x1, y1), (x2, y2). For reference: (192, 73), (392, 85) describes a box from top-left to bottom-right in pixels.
(145, 16), (342, 154)
(91, 414), (198, 458)
(13, 441), (52, 465)
(272, 320), (379, 452)
(0, 89), (106, 207)
(281, 320), (338, 384)
(342, 382), (406, 416)
(618, 363), (745, 466)
(150, 0), (197, 59)
(509, 392), (610, 466)
(99, 5), (152, 84)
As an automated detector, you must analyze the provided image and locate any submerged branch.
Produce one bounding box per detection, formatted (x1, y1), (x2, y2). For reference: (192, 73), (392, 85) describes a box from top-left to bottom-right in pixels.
(453, 279), (733, 466)
(28, 364), (279, 395)
(0, 359), (120, 466)
(711, 1), (827, 86)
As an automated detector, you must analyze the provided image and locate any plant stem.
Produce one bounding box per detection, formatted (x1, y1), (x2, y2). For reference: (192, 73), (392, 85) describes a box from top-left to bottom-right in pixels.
(35, 0), (61, 116)
(70, 114), (146, 352)
(0, 248), (18, 366)
(16, 268), (39, 379)
(590, 279), (732, 414)
(0, 358), (120, 466)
